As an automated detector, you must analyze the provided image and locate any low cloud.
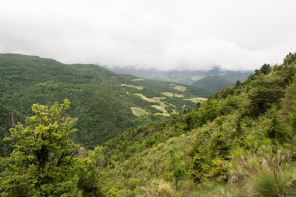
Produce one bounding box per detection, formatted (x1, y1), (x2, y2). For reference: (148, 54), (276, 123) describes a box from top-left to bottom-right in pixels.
(0, 0), (295, 71)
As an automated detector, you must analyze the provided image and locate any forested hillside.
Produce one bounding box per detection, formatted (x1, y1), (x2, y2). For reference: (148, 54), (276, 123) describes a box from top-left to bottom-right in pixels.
(93, 52), (296, 196)
(1, 52), (296, 196)
(0, 54), (211, 153)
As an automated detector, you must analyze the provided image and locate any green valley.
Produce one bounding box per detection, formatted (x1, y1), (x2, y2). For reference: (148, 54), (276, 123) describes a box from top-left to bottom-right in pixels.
(1, 52), (296, 197)
(0, 1), (294, 196)
(0, 54), (211, 152)
(94, 52), (296, 196)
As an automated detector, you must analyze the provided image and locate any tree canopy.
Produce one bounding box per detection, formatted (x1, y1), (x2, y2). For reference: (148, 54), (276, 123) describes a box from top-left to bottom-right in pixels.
(0, 99), (80, 196)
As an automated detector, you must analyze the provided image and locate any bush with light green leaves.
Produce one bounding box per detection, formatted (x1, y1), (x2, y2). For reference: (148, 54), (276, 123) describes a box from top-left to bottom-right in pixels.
(0, 99), (80, 196)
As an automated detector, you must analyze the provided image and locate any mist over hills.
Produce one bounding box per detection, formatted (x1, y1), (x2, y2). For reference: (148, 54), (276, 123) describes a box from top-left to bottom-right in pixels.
(1, 0), (296, 195)
(109, 66), (252, 92)
(94, 52), (296, 196)
(1, 52), (296, 196)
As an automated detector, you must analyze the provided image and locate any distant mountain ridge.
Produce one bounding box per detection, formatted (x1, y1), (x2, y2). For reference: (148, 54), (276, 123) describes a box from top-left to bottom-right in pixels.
(1, 53), (296, 196)
(108, 66), (251, 92)
(191, 74), (234, 92)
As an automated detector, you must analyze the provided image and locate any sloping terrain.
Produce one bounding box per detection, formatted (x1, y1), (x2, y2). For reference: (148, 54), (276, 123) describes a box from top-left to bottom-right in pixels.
(1, 53), (296, 196)
(0, 54), (211, 152)
(94, 53), (296, 196)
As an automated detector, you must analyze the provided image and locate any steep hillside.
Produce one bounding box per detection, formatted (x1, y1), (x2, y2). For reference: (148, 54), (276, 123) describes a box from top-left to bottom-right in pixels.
(0, 54), (211, 153)
(1, 53), (296, 196)
(93, 53), (296, 196)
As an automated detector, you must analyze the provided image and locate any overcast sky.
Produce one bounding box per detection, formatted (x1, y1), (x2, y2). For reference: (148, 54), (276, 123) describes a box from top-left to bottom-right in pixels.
(0, 0), (295, 71)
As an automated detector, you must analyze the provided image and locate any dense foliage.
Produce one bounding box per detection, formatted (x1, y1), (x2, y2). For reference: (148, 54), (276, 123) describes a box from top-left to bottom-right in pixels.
(0, 100), (80, 196)
(1, 52), (296, 196)
(93, 52), (296, 196)
(0, 54), (211, 153)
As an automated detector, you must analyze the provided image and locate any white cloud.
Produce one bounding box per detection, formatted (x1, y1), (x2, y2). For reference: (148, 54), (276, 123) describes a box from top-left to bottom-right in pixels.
(0, 0), (296, 70)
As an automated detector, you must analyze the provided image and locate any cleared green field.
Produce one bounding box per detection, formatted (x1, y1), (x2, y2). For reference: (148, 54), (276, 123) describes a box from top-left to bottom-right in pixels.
(174, 93), (184, 98)
(191, 76), (204, 81)
(131, 107), (149, 117)
(171, 109), (178, 115)
(152, 104), (170, 117)
(161, 92), (174, 97)
(132, 78), (145, 81)
(135, 93), (172, 116)
(154, 112), (170, 117)
(152, 105), (166, 112)
(161, 92), (184, 98)
(135, 93), (165, 102)
(185, 97), (208, 103)
(170, 84), (187, 91)
(121, 84), (144, 90)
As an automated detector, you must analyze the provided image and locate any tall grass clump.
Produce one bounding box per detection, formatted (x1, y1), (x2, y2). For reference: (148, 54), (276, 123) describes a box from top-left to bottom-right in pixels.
(137, 179), (174, 197)
(248, 169), (289, 197)
(226, 145), (296, 196)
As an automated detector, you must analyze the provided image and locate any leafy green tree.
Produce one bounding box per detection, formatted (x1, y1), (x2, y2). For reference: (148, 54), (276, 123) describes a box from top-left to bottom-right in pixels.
(235, 80), (241, 87)
(77, 146), (105, 196)
(254, 64), (271, 76)
(190, 131), (230, 183)
(291, 104), (296, 131)
(284, 52), (296, 65)
(0, 99), (79, 196)
(198, 99), (223, 125)
(168, 148), (187, 191)
(248, 78), (283, 117)
(260, 64), (271, 75)
(265, 111), (288, 144)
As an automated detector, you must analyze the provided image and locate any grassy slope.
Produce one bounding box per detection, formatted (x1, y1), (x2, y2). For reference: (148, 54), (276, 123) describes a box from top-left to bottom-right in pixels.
(96, 53), (296, 196)
(0, 53), (211, 153)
